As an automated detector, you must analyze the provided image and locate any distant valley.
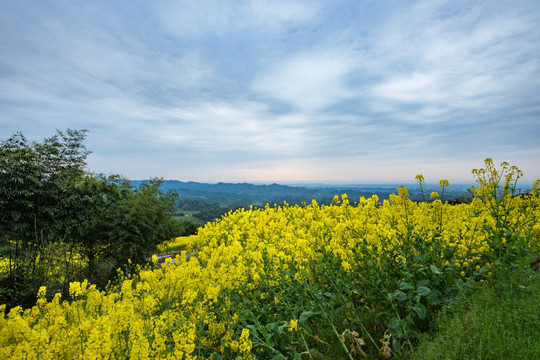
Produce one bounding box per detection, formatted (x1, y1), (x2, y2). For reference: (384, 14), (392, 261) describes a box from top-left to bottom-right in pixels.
(130, 180), (476, 224)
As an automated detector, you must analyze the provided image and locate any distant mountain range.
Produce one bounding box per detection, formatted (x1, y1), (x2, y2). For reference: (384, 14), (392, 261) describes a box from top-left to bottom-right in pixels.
(130, 180), (475, 207)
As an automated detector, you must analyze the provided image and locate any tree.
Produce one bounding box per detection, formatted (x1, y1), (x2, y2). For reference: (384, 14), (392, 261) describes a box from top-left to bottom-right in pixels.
(104, 179), (180, 264)
(0, 132), (41, 244)
(0, 132), (42, 306)
(0, 130), (183, 309)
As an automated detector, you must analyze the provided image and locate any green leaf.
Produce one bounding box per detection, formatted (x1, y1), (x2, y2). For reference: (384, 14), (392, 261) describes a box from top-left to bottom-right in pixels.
(443, 248), (455, 260)
(246, 325), (259, 337)
(392, 290), (407, 301)
(477, 265), (490, 275)
(266, 322), (282, 334)
(413, 303), (427, 319)
(426, 290), (441, 305)
(417, 286), (431, 296)
(277, 323), (289, 335)
(430, 265), (441, 274)
(324, 292), (336, 299)
(400, 281), (414, 291)
(388, 317), (404, 336)
(299, 311), (321, 325)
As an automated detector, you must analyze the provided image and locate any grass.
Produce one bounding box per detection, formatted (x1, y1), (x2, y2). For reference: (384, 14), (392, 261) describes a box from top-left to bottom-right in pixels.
(411, 269), (540, 360)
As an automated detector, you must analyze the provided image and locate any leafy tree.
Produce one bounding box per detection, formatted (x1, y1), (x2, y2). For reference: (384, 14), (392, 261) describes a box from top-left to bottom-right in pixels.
(175, 219), (199, 236)
(105, 179), (180, 263)
(0, 130), (183, 309)
(74, 177), (181, 283)
(0, 132), (41, 245)
(0, 131), (60, 307)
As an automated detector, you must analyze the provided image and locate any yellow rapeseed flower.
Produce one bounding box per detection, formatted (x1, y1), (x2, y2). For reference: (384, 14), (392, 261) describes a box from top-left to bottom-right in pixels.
(289, 319), (298, 332)
(398, 186), (409, 198)
(439, 179), (450, 188)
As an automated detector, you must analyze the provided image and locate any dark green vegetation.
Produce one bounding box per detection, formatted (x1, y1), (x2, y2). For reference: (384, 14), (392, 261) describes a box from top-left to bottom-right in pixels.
(412, 271), (540, 360)
(0, 130), (187, 310)
(174, 198), (240, 224)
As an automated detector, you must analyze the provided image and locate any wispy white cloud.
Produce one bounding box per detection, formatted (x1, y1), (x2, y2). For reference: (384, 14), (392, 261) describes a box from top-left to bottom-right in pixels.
(361, 0), (540, 124)
(153, 0), (320, 38)
(1, 0), (539, 182)
(254, 52), (357, 112)
(147, 101), (310, 156)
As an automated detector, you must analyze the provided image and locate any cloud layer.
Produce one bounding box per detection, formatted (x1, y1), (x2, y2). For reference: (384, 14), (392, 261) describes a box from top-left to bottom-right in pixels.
(1, 0), (539, 183)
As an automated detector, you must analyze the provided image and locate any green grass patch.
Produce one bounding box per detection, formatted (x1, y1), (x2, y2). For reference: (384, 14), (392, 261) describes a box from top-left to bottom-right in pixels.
(411, 271), (540, 360)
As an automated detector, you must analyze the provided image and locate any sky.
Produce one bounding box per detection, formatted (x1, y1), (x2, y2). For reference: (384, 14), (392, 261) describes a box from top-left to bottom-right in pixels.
(1, 0), (539, 184)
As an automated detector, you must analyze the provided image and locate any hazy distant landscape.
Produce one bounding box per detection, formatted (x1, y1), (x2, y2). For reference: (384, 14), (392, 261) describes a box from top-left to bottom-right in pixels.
(133, 179), (477, 205)
(129, 180), (478, 224)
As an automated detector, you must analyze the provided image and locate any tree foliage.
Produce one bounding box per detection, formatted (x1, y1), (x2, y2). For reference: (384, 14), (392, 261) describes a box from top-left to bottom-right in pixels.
(0, 130), (182, 309)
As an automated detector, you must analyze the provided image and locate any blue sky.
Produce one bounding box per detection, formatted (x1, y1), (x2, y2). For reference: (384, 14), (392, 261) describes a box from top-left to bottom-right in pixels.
(1, 0), (539, 184)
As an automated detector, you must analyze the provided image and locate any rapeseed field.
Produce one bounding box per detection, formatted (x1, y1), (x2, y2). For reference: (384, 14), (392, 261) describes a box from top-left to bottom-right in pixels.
(1, 159), (538, 359)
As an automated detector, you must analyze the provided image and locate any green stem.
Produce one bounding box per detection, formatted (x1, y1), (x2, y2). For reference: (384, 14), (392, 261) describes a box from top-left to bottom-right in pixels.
(331, 282), (378, 350)
(391, 303), (414, 350)
(317, 302), (355, 360)
(300, 332), (314, 360)
(252, 340), (287, 359)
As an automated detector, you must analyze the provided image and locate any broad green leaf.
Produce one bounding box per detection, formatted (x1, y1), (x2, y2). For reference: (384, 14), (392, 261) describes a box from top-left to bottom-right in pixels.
(265, 322), (280, 332)
(324, 292), (336, 299)
(430, 265), (441, 274)
(400, 281), (414, 291)
(417, 286), (431, 296)
(299, 311), (321, 325)
(246, 325), (259, 336)
(426, 290), (441, 305)
(388, 317), (404, 335)
(392, 290), (407, 301)
(413, 303), (427, 319)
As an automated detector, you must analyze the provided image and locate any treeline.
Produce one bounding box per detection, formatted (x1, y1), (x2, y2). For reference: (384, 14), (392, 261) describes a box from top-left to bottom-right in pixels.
(174, 198), (246, 223)
(0, 130), (187, 309)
